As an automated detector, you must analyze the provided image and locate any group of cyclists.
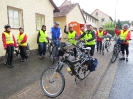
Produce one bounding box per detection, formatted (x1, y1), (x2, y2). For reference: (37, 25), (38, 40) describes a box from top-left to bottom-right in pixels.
(2, 21), (131, 68)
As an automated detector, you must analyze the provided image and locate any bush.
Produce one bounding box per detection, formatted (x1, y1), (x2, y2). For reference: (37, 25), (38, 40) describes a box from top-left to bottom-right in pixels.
(106, 28), (115, 36)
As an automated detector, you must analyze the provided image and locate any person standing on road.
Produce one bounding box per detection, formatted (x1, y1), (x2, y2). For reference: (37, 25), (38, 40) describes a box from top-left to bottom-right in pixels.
(37, 25), (48, 59)
(17, 27), (28, 62)
(49, 22), (62, 60)
(96, 26), (107, 53)
(78, 24), (96, 56)
(115, 24), (131, 61)
(64, 25), (77, 59)
(2, 24), (17, 68)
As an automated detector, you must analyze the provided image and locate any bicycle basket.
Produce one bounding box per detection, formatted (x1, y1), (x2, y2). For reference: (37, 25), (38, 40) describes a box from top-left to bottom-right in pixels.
(86, 58), (98, 72)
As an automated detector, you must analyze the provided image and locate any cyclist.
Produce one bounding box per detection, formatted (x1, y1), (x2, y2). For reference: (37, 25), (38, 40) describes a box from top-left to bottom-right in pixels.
(104, 29), (112, 45)
(2, 24), (17, 68)
(17, 27), (28, 62)
(64, 25), (77, 59)
(115, 24), (131, 61)
(96, 26), (107, 53)
(49, 22), (62, 60)
(78, 24), (96, 56)
(37, 25), (48, 59)
(80, 27), (85, 35)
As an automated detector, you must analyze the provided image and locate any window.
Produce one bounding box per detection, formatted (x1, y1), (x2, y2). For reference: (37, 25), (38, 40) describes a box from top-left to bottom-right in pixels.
(8, 6), (23, 28)
(96, 12), (98, 16)
(101, 18), (105, 22)
(36, 14), (45, 30)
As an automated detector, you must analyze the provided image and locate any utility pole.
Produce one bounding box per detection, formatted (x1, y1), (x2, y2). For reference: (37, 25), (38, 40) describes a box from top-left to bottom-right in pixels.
(115, 0), (119, 26)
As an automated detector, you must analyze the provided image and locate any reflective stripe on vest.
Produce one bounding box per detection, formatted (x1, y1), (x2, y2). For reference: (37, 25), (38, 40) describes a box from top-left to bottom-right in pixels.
(3, 32), (14, 44)
(68, 31), (77, 45)
(120, 30), (130, 43)
(39, 30), (48, 43)
(17, 33), (27, 46)
(98, 31), (104, 38)
(84, 31), (96, 45)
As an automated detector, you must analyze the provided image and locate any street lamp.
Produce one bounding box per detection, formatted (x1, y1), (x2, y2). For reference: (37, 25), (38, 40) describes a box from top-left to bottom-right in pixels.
(115, 0), (119, 26)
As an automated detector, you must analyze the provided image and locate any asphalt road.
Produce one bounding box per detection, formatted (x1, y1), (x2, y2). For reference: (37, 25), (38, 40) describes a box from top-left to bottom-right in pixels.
(0, 52), (52, 99)
(109, 33), (133, 99)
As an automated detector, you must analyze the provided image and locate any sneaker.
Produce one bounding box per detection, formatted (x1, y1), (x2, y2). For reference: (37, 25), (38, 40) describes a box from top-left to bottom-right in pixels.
(39, 56), (42, 59)
(120, 57), (125, 60)
(20, 59), (27, 62)
(126, 58), (128, 62)
(43, 55), (45, 58)
(8, 65), (12, 68)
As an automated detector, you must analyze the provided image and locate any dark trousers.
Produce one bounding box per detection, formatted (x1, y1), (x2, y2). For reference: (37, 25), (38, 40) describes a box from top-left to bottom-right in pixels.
(121, 44), (129, 55)
(97, 41), (102, 51)
(84, 45), (95, 56)
(39, 43), (46, 56)
(19, 46), (28, 59)
(7, 46), (14, 65)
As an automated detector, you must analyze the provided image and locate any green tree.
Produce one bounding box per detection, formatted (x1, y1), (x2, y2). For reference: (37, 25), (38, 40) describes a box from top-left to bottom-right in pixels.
(116, 19), (122, 29)
(103, 21), (115, 36)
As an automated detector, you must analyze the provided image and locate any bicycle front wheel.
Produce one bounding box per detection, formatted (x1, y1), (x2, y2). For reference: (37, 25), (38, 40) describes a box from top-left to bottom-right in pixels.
(41, 67), (65, 98)
(111, 49), (118, 63)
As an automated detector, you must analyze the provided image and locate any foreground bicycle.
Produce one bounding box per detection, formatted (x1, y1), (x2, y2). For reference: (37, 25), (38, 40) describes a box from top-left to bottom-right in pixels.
(111, 38), (131, 63)
(41, 43), (98, 98)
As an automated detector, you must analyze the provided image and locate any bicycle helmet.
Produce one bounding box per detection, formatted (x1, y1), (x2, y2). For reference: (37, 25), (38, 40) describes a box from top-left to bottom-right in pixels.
(123, 24), (129, 29)
(69, 26), (73, 29)
(54, 21), (60, 25)
(86, 23), (91, 26)
(42, 25), (46, 27)
(99, 26), (103, 29)
(4, 24), (11, 30)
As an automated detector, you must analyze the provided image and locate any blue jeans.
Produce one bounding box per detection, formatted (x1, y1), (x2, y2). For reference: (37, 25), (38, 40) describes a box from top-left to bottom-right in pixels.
(39, 43), (46, 56)
(53, 39), (61, 57)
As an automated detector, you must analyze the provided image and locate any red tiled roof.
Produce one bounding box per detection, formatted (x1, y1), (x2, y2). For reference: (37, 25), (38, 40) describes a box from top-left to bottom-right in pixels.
(54, 3), (78, 17)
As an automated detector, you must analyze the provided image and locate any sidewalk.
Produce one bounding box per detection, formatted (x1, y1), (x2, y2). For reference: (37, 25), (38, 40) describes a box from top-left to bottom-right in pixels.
(9, 47), (115, 99)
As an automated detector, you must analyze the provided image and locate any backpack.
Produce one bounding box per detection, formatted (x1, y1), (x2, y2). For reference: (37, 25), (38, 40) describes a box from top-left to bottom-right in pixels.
(87, 58), (98, 72)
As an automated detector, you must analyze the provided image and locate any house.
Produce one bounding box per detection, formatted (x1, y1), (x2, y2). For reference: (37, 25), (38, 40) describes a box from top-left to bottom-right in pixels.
(82, 9), (98, 30)
(91, 9), (113, 28)
(0, 0), (59, 57)
(54, 0), (86, 40)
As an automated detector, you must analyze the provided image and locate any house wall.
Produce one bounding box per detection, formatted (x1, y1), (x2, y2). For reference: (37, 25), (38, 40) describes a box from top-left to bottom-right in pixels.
(91, 10), (112, 28)
(66, 5), (85, 26)
(0, 0), (54, 56)
(54, 17), (67, 42)
(83, 13), (98, 29)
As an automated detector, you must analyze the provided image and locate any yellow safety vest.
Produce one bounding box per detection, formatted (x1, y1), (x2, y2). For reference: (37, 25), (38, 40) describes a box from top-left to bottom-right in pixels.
(17, 33), (27, 46)
(68, 31), (77, 45)
(84, 31), (96, 45)
(39, 30), (48, 43)
(98, 31), (104, 38)
(3, 32), (14, 44)
(120, 30), (130, 43)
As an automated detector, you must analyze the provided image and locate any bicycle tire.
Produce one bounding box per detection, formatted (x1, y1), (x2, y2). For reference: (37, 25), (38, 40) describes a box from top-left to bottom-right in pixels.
(111, 49), (118, 63)
(78, 66), (91, 80)
(41, 67), (65, 98)
(102, 45), (104, 55)
(4, 53), (7, 65)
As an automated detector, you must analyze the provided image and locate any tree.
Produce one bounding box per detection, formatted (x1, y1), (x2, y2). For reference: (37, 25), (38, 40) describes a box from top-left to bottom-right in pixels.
(116, 19), (122, 29)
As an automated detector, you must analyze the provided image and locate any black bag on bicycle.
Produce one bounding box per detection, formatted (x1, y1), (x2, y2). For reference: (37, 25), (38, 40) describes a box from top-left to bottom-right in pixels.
(87, 58), (98, 72)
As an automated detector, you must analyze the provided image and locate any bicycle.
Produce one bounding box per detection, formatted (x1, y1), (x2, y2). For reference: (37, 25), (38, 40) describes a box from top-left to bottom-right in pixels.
(47, 39), (60, 64)
(40, 43), (98, 98)
(4, 44), (30, 65)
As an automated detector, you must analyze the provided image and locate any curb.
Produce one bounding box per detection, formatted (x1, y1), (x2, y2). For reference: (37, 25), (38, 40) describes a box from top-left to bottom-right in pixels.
(91, 58), (119, 99)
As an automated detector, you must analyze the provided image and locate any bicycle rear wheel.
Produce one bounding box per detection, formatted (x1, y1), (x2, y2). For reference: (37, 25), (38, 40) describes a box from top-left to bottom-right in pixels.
(101, 45), (105, 55)
(4, 53), (7, 65)
(41, 67), (65, 98)
(78, 66), (90, 80)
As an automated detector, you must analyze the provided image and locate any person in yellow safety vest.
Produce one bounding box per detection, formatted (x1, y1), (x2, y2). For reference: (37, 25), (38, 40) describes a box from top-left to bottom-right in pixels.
(37, 25), (49, 59)
(17, 27), (28, 62)
(96, 26), (107, 53)
(64, 25), (77, 58)
(115, 24), (131, 61)
(78, 24), (96, 56)
(80, 27), (85, 40)
(2, 24), (17, 68)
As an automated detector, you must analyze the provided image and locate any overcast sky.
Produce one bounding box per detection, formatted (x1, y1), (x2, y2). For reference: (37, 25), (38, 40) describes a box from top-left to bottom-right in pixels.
(53, 0), (132, 21)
